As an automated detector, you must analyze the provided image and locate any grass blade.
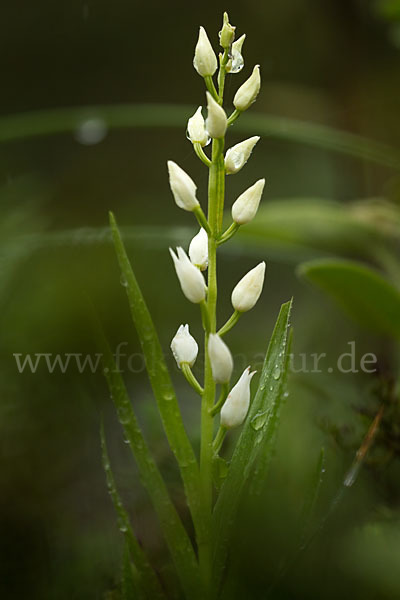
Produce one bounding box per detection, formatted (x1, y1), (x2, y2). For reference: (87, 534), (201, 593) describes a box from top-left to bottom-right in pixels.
(109, 212), (205, 549)
(212, 300), (292, 591)
(102, 344), (202, 600)
(100, 423), (165, 600)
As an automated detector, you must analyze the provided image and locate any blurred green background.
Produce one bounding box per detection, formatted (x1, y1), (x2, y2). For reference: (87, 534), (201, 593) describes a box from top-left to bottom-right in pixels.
(2, 0), (400, 598)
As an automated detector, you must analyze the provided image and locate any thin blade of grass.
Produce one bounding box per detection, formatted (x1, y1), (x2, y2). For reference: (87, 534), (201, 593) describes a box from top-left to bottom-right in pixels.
(100, 423), (165, 600)
(299, 447), (326, 542)
(109, 212), (205, 550)
(102, 343), (202, 600)
(212, 300), (292, 591)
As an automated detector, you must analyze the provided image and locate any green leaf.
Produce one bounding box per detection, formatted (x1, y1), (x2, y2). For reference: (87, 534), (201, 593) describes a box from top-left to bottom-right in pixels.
(212, 300), (293, 590)
(248, 327), (293, 497)
(109, 212), (205, 550)
(0, 104), (399, 168)
(101, 345), (202, 600)
(100, 424), (165, 600)
(298, 259), (400, 340)
(235, 198), (400, 263)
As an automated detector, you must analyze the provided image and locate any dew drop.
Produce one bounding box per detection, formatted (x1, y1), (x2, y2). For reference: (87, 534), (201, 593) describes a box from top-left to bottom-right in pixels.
(120, 275), (128, 288)
(229, 51), (244, 73)
(273, 366), (281, 380)
(250, 410), (268, 431)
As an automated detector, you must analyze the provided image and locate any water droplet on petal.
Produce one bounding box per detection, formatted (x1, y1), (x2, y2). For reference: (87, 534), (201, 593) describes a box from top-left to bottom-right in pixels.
(229, 51), (244, 73)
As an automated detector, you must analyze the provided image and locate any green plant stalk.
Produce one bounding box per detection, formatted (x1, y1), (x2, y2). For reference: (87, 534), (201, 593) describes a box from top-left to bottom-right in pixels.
(198, 135), (225, 590)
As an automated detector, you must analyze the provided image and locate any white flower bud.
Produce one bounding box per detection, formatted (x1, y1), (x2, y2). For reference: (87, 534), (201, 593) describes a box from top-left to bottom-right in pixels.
(171, 324), (198, 368)
(208, 334), (234, 383)
(187, 106), (209, 147)
(232, 179), (265, 225)
(221, 367), (256, 429)
(233, 65), (261, 111)
(227, 34), (246, 73)
(169, 247), (207, 304)
(231, 262), (266, 312)
(224, 136), (260, 175)
(205, 92), (228, 139)
(193, 26), (218, 77)
(189, 228), (208, 271)
(219, 12), (235, 49)
(167, 161), (200, 212)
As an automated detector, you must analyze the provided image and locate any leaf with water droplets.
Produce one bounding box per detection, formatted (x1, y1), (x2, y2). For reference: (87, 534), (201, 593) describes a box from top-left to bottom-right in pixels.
(101, 424), (165, 600)
(212, 300), (293, 590)
(109, 212), (204, 552)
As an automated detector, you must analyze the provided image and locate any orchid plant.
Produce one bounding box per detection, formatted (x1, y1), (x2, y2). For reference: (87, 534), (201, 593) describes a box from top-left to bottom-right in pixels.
(102, 12), (292, 600)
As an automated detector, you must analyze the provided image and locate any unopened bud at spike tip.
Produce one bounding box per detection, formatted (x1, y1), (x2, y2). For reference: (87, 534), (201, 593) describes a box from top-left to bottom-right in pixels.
(225, 136), (260, 175)
(219, 12), (236, 49)
(169, 247), (207, 304)
(231, 262), (266, 312)
(233, 65), (261, 111)
(193, 26), (218, 77)
(171, 324), (198, 369)
(205, 92), (228, 139)
(167, 161), (199, 212)
(187, 106), (209, 147)
(189, 228), (208, 271)
(232, 179), (265, 225)
(221, 367), (256, 429)
(208, 334), (234, 384)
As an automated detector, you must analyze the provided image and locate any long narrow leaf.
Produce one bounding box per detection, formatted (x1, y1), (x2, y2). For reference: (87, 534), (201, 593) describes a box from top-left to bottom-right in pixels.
(109, 212), (205, 547)
(212, 300), (292, 590)
(248, 327), (293, 497)
(100, 424), (165, 600)
(102, 344), (202, 600)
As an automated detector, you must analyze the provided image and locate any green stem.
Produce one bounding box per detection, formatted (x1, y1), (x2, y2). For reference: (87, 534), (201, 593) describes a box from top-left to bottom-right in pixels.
(198, 134), (225, 592)
(218, 49), (230, 102)
(210, 383), (229, 417)
(194, 142), (212, 167)
(218, 310), (242, 337)
(227, 109), (241, 126)
(213, 426), (227, 455)
(181, 362), (204, 396)
(204, 76), (219, 102)
(193, 207), (211, 235)
(217, 222), (240, 246)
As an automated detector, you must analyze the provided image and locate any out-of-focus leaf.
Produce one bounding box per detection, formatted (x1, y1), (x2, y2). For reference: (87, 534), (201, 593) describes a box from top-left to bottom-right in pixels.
(100, 424), (165, 600)
(0, 104), (399, 168)
(298, 259), (400, 340)
(121, 541), (144, 600)
(235, 198), (400, 263)
(212, 300), (292, 591)
(109, 212), (205, 549)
